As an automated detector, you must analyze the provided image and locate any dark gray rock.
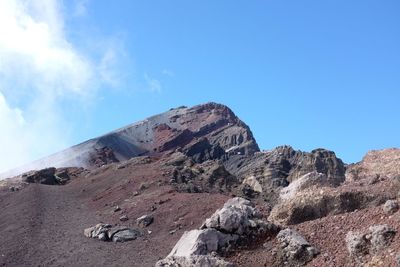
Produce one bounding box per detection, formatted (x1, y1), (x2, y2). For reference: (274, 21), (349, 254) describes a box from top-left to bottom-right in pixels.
(112, 229), (141, 242)
(84, 224), (141, 242)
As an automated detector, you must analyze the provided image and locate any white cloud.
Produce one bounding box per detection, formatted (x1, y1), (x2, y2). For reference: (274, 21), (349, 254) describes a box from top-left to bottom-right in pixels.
(73, 0), (89, 17)
(0, 0), (121, 174)
(144, 73), (162, 93)
(162, 69), (175, 77)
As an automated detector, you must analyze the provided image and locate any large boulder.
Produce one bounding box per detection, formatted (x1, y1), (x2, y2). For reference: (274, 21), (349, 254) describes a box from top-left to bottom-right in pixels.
(167, 229), (237, 257)
(276, 228), (319, 266)
(202, 197), (278, 236)
(156, 229), (237, 267)
(279, 171), (329, 200)
(269, 190), (386, 225)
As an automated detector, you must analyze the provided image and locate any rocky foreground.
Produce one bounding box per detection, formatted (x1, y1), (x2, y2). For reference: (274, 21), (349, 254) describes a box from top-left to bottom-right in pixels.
(1, 103), (400, 267)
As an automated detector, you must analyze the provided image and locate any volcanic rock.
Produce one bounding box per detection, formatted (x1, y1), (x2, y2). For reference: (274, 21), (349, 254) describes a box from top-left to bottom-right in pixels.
(2, 102), (259, 177)
(345, 231), (370, 257)
(269, 190), (386, 225)
(276, 228), (319, 266)
(112, 229), (141, 242)
(201, 197), (277, 236)
(345, 224), (396, 259)
(383, 199), (399, 215)
(84, 224), (141, 242)
(224, 146), (346, 204)
(136, 214), (154, 228)
(369, 224), (396, 252)
(279, 171), (329, 200)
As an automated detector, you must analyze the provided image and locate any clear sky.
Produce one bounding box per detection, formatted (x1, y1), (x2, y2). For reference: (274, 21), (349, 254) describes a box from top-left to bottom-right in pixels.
(0, 0), (399, 172)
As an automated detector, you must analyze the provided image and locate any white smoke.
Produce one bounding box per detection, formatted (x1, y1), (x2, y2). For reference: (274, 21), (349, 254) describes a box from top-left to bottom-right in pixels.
(0, 0), (118, 174)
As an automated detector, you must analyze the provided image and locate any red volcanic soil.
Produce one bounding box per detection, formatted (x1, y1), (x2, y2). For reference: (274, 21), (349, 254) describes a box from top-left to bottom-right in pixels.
(0, 157), (230, 267)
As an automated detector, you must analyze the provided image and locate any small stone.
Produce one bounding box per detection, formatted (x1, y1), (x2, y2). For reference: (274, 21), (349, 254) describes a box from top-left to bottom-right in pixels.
(120, 215), (129, 222)
(169, 229), (177, 235)
(136, 214), (154, 227)
(113, 206), (121, 212)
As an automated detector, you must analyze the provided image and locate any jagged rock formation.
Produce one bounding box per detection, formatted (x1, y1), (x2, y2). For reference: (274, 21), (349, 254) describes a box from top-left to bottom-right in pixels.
(224, 145), (346, 204)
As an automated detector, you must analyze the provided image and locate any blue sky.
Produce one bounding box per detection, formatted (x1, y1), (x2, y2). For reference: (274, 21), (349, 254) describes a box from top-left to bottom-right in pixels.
(0, 0), (399, 171)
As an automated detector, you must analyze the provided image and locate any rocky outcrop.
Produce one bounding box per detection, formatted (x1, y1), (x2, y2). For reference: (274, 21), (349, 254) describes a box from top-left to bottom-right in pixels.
(157, 197), (278, 267)
(170, 157), (238, 194)
(276, 228), (319, 266)
(22, 168), (71, 185)
(84, 224), (142, 242)
(224, 146), (346, 204)
(269, 190), (386, 225)
(226, 146), (345, 185)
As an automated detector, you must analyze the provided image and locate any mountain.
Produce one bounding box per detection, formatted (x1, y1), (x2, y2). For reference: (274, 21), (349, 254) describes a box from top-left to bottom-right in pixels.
(1, 102), (400, 267)
(1, 102), (259, 178)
